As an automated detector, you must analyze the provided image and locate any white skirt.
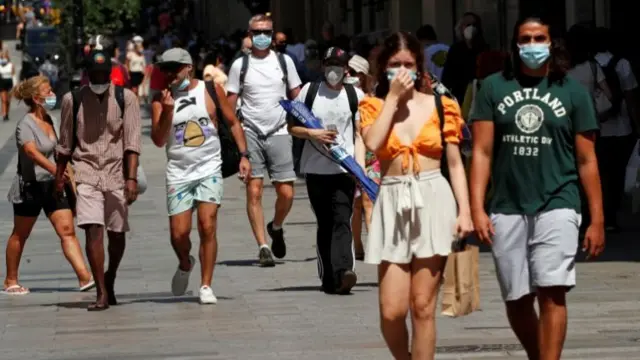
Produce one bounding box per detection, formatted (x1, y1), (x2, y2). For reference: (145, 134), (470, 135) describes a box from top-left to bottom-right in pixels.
(364, 170), (458, 265)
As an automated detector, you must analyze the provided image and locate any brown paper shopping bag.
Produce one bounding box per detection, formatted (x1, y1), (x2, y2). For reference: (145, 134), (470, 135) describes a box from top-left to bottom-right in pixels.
(441, 243), (480, 317)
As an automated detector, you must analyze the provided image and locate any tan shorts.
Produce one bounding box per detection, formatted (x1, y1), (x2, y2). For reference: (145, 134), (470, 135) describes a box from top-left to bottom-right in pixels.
(76, 183), (129, 232)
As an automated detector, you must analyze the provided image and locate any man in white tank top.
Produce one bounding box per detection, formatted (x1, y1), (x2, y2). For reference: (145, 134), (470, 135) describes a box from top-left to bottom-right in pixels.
(151, 48), (251, 305)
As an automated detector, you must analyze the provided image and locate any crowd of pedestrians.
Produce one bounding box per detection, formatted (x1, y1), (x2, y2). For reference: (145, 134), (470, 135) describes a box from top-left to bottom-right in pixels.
(2, 6), (639, 359)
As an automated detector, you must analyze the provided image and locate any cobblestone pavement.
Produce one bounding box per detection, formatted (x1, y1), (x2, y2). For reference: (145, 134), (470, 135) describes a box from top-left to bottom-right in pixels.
(0, 102), (638, 360)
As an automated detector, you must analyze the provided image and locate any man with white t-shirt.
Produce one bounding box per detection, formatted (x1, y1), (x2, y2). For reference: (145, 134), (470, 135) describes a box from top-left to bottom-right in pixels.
(288, 47), (364, 294)
(593, 27), (639, 231)
(226, 14), (302, 267)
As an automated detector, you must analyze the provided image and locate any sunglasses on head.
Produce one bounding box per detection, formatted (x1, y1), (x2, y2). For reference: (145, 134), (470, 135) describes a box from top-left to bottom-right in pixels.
(250, 29), (273, 36)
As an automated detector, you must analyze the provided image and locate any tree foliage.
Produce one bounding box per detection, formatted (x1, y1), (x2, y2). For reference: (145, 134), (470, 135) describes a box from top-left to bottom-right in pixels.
(56, 0), (141, 36)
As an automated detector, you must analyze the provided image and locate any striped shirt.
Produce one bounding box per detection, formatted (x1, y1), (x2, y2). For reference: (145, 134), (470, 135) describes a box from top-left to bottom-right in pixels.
(56, 86), (141, 191)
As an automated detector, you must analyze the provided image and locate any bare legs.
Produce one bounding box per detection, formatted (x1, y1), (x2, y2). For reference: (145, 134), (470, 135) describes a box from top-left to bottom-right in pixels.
(378, 256), (446, 359)
(169, 202), (219, 287)
(84, 225), (126, 310)
(506, 287), (568, 360)
(246, 179), (294, 247)
(4, 211), (91, 293)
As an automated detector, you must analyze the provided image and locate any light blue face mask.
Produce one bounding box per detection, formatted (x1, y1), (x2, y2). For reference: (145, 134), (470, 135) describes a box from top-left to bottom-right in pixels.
(43, 95), (57, 110)
(518, 43), (551, 70)
(175, 77), (190, 91)
(0, 59), (7, 65)
(252, 34), (272, 51)
(386, 67), (417, 82)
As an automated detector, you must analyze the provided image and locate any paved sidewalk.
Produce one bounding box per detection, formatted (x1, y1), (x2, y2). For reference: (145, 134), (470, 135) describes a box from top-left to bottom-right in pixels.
(0, 109), (638, 359)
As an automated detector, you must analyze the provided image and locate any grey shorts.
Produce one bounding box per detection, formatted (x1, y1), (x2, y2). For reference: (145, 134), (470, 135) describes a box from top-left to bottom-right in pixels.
(490, 209), (581, 302)
(245, 128), (296, 182)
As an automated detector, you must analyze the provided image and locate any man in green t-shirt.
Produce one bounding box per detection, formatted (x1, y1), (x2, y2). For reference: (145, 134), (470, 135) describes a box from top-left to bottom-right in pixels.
(469, 18), (605, 359)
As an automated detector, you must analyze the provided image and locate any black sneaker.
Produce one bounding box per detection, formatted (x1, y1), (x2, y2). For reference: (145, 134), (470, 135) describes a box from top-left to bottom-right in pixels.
(267, 222), (286, 259)
(3, 115), (8, 121)
(337, 270), (357, 294)
(258, 247), (275, 267)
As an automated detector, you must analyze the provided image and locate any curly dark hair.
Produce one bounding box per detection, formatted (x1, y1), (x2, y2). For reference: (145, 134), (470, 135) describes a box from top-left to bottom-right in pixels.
(502, 17), (569, 86)
(374, 31), (432, 98)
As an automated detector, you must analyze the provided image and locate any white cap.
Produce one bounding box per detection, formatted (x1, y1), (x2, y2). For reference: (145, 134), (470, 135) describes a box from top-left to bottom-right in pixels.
(132, 35), (144, 43)
(348, 55), (369, 75)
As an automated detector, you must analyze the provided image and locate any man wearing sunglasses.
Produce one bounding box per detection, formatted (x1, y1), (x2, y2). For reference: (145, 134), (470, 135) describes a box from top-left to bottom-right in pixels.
(226, 14), (302, 267)
(151, 48), (251, 304)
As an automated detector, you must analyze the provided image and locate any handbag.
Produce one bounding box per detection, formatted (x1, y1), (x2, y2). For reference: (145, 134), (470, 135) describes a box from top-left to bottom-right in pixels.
(441, 239), (481, 317)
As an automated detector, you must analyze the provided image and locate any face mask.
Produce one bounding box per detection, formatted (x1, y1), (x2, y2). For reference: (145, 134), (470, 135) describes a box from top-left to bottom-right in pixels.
(325, 66), (344, 86)
(43, 95), (57, 110)
(386, 67), (417, 82)
(343, 76), (360, 86)
(89, 83), (110, 94)
(518, 43), (551, 70)
(252, 34), (272, 50)
(174, 77), (190, 91)
(0, 59), (7, 65)
(463, 25), (476, 41)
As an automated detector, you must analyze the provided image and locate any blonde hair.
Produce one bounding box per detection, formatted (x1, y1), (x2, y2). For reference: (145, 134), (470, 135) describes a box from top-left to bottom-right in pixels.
(12, 76), (49, 107)
(248, 14), (272, 29)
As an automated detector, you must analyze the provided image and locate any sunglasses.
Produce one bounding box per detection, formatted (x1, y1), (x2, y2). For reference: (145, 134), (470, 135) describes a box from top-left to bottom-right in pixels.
(347, 68), (359, 76)
(250, 29), (273, 36)
(157, 62), (185, 73)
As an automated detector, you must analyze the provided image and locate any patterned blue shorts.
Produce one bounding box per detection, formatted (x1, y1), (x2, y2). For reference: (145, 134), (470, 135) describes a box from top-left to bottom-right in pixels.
(166, 174), (223, 216)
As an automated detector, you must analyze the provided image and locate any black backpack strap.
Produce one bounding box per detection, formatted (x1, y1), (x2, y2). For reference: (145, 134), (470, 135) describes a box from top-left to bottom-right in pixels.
(238, 54), (249, 97)
(114, 86), (125, 118)
(344, 84), (359, 141)
(204, 80), (223, 124)
(304, 81), (321, 110)
(435, 95), (449, 179)
(276, 52), (289, 87)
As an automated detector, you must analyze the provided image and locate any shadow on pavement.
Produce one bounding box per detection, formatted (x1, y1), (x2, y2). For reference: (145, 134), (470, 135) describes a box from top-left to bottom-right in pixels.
(259, 282), (377, 292)
(217, 257), (316, 266)
(28, 287), (79, 293)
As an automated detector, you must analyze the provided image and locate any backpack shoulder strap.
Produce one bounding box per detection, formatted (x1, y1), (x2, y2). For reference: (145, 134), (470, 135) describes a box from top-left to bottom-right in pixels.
(277, 52), (289, 85)
(344, 84), (359, 139)
(205, 80), (224, 124)
(304, 81), (321, 110)
(115, 86), (125, 118)
(238, 54), (249, 96)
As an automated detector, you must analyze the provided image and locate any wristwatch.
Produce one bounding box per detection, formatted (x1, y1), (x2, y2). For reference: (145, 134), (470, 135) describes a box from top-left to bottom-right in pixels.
(240, 151), (250, 159)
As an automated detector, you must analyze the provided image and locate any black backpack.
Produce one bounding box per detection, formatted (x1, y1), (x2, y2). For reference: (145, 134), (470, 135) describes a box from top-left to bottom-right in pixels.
(204, 81), (241, 178)
(71, 86), (125, 151)
(291, 82), (359, 175)
(599, 56), (624, 119)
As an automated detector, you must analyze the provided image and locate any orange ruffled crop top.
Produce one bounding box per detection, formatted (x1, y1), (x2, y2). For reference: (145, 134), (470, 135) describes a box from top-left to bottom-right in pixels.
(359, 95), (464, 174)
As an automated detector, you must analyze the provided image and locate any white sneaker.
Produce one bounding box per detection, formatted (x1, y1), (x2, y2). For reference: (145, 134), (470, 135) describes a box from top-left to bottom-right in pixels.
(199, 285), (217, 305)
(171, 255), (195, 296)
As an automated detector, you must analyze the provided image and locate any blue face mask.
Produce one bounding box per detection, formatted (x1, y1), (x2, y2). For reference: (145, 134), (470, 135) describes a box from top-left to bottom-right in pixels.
(518, 43), (551, 70)
(43, 95), (57, 110)
(252, 34), (272, 51)
(0, 59), (7, 65)
(386, 67), (417, 82)
(175, 77), (190, 91)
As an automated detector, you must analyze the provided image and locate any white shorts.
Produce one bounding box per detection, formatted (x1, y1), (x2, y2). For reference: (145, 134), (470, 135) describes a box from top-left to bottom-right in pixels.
(490, 209), (581, 301)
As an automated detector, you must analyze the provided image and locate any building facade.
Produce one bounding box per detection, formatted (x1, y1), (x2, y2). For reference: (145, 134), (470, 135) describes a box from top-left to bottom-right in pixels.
(269, 0), (621, 49)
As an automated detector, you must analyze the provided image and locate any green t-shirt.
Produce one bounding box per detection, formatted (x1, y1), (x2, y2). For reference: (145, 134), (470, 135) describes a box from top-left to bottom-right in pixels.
(470, 73), (598, 215)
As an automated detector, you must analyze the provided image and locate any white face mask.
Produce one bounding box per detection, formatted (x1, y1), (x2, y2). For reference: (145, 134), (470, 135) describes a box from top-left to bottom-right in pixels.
(343, 76), (360, 86)
(325, 66), (344, 86)
(89, 83), (110, 94)
(463, 25), (476, 41)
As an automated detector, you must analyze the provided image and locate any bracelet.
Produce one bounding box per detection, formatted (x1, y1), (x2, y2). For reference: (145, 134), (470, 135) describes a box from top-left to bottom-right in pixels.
(126, 178), (138, 182)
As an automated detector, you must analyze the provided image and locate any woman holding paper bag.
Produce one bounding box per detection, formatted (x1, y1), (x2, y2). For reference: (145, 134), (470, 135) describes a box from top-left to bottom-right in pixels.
(361, 32), (473, 360)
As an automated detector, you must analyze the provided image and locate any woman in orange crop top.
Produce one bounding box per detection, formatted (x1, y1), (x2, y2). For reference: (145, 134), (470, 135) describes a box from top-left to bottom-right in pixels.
(359, 32), (473, 360)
